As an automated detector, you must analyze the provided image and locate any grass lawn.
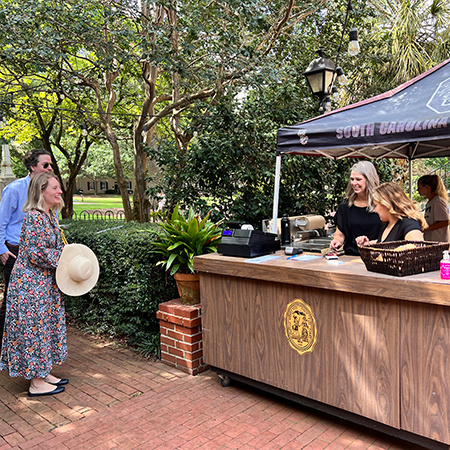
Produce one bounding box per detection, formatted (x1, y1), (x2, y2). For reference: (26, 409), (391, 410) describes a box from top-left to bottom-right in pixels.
(72, 195), (125, 215)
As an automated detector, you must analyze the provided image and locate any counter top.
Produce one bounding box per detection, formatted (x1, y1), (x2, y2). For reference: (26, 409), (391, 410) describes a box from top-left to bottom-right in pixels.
(193, 251), (450, 306)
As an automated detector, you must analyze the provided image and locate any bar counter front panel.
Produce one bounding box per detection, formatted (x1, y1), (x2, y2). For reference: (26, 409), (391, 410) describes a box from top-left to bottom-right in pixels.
(194, 252), (450, 445)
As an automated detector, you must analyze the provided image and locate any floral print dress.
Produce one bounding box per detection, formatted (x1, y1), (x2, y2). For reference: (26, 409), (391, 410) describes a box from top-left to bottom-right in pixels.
(0, 209), (67, 379)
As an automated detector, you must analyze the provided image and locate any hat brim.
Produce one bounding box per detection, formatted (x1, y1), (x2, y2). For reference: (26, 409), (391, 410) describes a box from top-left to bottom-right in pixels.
(56, 244), (99, 296)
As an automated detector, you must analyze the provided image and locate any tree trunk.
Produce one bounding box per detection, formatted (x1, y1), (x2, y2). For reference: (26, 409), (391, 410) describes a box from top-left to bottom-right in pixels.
(106, 128), (133, 221)
(98, 64), (133, 221)
(61, 179), (75, 219)
(133, 124), (151, 223)
(132, 3), (167, 222)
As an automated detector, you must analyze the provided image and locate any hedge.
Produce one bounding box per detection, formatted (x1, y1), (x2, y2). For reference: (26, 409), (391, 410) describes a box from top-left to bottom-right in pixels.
(61, 219), (178, 356)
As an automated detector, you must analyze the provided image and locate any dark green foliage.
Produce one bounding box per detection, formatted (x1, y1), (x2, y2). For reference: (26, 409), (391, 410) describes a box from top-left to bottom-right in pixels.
(61, 220), (178, 356)
(147, 85), (398, 228)
(147, 84), (310, 226)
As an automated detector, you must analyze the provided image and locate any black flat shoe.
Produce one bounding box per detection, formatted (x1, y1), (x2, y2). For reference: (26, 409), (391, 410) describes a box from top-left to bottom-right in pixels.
(47, 378), (69, 386)
(28, 385), (65, 397)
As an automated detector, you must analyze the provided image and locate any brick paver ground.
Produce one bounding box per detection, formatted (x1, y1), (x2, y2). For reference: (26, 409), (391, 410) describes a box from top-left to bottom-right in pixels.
(0, 326), (442, 449)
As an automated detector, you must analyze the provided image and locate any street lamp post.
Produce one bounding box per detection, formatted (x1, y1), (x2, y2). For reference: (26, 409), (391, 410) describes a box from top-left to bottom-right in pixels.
(303, 0), (359, 113)
(302, 48), (336, 102)
(302, 49), (336, 113)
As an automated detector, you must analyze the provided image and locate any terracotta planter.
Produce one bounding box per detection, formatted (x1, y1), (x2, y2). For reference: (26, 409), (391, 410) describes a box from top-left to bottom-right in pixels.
(173, 273), (200, 305)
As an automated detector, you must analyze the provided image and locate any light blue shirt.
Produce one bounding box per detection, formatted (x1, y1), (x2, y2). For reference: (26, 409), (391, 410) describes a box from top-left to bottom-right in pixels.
(0, 175), (30, 255)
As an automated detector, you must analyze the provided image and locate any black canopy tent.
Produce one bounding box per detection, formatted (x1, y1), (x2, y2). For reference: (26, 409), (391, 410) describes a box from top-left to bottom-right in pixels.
(270, 58), (450, 233)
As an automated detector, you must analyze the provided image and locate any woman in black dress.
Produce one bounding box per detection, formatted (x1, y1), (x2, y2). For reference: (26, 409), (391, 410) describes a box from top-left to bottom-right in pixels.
(330, 161), (382, 255)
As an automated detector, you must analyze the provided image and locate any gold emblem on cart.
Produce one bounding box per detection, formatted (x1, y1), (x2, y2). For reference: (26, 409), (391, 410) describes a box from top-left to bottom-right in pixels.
(284, 299), (317, 355)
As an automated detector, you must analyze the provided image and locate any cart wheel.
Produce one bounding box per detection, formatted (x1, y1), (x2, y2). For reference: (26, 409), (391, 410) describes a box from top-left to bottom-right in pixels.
(219, 375), (231, 387)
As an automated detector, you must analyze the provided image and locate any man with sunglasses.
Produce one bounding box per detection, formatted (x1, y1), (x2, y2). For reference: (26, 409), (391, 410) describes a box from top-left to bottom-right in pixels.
(0, 149), (53, 347)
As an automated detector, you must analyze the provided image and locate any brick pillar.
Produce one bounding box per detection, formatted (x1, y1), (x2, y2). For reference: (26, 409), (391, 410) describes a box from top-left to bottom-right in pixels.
(156, 299), (207, 375)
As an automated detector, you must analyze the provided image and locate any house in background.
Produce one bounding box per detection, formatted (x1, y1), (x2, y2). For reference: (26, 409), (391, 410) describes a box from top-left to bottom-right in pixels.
(62, 155), (162, 197)
(65, 176), (134, 195)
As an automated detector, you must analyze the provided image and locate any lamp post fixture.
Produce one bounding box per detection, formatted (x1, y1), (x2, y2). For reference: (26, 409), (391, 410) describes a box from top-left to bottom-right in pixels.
(303, 0), (359, 113)
(302, 48), (336, 103)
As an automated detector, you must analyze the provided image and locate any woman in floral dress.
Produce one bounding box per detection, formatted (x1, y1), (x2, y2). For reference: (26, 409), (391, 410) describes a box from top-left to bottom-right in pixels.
(0, 173), (68, 397)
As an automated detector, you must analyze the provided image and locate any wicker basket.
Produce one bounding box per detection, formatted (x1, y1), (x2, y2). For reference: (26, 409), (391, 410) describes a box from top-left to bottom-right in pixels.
(358, 240), (450, 277)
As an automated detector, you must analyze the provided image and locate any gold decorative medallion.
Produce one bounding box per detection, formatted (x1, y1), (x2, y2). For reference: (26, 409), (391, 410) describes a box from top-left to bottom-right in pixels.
(284, 299), (317, 355)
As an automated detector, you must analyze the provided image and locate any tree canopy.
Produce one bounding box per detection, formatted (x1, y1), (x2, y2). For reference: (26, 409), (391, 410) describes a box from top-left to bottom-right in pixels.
(1, 0), (449, 224)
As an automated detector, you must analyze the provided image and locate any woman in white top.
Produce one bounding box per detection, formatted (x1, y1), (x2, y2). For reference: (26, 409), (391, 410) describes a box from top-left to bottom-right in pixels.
(417, 174), (450, 243)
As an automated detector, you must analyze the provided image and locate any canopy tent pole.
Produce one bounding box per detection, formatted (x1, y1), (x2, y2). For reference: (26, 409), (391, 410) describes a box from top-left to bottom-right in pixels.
(271, 152), (282, 235)
(408, 159), (413, 198)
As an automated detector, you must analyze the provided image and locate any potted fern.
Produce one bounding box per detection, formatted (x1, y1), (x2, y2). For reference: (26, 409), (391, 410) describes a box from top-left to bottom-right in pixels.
(151, 203), (222, 305)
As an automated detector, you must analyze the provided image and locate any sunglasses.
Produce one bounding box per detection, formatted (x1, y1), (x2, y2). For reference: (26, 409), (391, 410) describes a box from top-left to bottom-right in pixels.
(43, 162), (53, 169)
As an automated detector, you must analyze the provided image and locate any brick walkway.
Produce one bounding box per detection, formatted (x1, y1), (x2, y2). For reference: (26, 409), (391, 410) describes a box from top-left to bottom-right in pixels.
(0, 326), (439, 449)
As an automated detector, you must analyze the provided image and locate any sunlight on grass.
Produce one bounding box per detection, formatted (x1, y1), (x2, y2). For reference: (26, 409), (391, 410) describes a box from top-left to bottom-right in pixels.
(72, 195), (124, 214)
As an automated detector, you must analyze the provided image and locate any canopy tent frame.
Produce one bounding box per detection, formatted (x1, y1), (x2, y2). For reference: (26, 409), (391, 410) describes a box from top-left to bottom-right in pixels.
(271, 59), (450, 234)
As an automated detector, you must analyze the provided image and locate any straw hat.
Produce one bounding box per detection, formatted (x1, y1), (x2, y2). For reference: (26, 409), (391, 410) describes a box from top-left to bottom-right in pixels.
(56, 244), (99, 296)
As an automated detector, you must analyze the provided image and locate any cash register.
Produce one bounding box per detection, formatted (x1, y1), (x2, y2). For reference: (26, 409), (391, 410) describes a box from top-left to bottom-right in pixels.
(217, 226), (280, 257)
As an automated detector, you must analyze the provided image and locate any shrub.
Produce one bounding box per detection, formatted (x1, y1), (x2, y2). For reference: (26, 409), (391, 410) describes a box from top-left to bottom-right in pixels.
(61, 219), (178, 356)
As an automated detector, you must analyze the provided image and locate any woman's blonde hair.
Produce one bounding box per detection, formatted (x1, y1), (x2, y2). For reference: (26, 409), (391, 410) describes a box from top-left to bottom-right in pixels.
(23, 173), (64, 213)
(346, 160), (380, 211)
(373, 182), (427, 230)
(418, 174), (448, 202)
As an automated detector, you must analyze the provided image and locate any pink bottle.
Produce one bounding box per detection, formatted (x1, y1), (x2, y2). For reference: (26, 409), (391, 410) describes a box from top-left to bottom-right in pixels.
(441, 250), (450, 280)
